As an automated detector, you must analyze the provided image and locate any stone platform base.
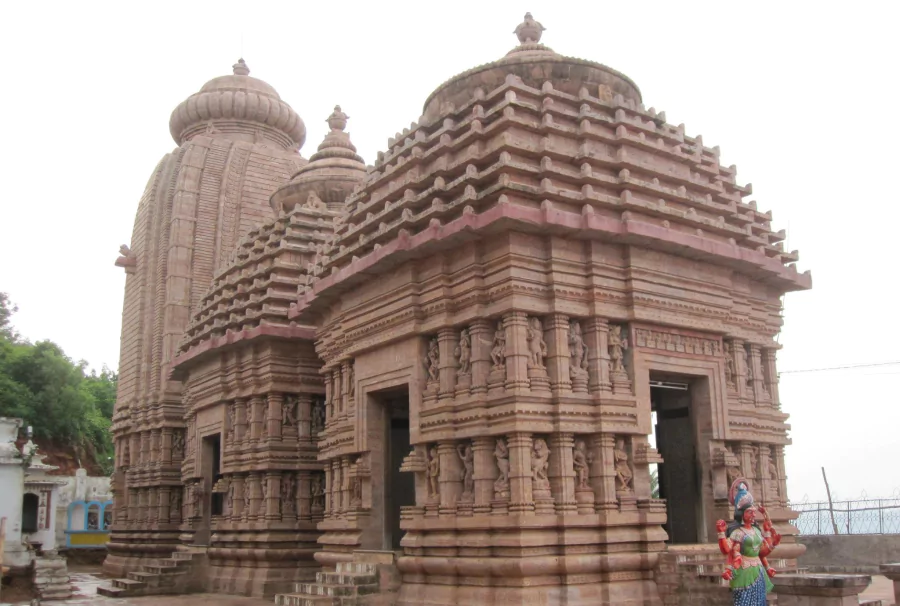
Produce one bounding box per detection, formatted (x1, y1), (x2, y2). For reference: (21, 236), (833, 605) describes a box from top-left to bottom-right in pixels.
(397, 578), (661, 606)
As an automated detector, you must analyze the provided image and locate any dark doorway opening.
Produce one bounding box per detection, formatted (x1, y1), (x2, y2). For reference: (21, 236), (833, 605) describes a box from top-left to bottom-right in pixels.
(202, 433), (223, 517)
(384, 392), (413, 550)
(652, 376), (701, 544)
(22, 493), (39, 533)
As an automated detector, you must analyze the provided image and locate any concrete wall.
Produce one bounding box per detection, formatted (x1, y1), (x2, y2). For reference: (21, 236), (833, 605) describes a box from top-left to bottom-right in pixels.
(801, 534), (900, 573)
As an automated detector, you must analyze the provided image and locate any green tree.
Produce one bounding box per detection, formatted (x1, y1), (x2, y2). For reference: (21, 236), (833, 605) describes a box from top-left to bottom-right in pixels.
(0, 292), (115, 473)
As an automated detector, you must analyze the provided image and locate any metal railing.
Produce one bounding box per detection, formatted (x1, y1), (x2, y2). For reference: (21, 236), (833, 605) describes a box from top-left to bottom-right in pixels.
(790, 492), (900, 535)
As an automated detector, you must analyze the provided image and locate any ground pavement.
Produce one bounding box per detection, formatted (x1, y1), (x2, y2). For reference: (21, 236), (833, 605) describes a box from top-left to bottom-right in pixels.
(1, 569), (894, 605)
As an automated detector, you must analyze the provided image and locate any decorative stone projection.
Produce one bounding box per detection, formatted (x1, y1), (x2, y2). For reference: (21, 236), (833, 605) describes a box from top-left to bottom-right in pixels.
(111, 11), (810, 606)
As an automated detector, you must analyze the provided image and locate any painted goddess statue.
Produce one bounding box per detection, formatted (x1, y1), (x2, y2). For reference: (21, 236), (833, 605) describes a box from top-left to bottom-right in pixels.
(717, 479), (781, 605)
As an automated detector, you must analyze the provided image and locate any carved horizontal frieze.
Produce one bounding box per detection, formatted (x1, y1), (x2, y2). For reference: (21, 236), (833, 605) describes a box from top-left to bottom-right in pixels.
(632, 327), (721, 356)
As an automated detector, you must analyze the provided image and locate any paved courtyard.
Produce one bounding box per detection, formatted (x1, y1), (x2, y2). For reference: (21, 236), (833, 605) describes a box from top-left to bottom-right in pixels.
(0, 569), (893, 605)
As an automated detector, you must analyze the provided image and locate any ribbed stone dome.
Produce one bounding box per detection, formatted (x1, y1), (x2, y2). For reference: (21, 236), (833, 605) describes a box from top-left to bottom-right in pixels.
(270, 105), (365, 213)
(423, 13), (642, 122)
(169, 59), (306, 149)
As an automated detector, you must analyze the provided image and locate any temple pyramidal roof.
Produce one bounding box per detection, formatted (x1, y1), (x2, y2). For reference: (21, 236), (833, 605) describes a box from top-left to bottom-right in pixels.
(175, 13), (808, 365)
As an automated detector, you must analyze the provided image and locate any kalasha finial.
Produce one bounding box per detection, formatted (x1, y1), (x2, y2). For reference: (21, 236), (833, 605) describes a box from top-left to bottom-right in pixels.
(514, 12), (545, 45)
(327, 105), (349, 132)
(233, 58), (250, 76)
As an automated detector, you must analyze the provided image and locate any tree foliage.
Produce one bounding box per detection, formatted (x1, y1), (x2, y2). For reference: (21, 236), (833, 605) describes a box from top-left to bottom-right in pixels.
(0, 292), (115, 473)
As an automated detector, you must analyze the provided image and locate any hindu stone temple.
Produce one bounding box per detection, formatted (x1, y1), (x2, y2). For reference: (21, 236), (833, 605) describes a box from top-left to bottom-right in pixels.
(105, 13), (812, 606)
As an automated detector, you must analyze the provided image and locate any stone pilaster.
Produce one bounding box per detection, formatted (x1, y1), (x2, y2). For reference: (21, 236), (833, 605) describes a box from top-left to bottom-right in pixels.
(545, 314), (572, 395)
(469, 319), (492, 394)
(504, 312), (530, 391)
(332, 368), (342, 417)
(266, 472), (280, 521)
(472, 437), (494, 514)
(341, 456), (352, 514)
(249, 396), (265, 442)
(296, 395), (312, 445)
(235, 398), (247, 445)
(749, 344), (766, 406)
(323, 373), (332, 422)
(763, 348), (780, 407)
(591, 434), (617, 510)
(161, 429), (173, 465)
(733, 339), (750, 402)
(267, 392), (283, 441)
(332, 459), (343, 515)
(549, 432), (576, 514)
(231, 475), (245, 521)
(248, 473), (263, 521)
(341, 361), (352, 415)
(323, 466), (332, 518)
(297, 471), (311, 521)
(156, 487), (168, 522)
(437, 441), (462, 514)
(437, 328), (459, 400)
(584, 317), (611, 393)
(508, 432), (534, 513)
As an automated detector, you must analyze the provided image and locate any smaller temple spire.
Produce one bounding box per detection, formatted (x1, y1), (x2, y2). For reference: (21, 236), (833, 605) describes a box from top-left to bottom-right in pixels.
(232, 58), (250, 76)
(327, 105), (349, 132)
(514, 12), (545, 45)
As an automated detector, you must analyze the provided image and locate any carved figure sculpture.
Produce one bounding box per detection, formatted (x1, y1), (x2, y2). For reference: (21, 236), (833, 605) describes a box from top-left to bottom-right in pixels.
(724, 341), (737, 386)
(170, 490), (181, 520)
(226, 483), (235, 514)
(312, 399), (325, 433)
(348, 364), (355, 397)
(494, 438), (510, 495)
(243, 476), (252, 510)
(614, 438), (633, 491)
(490, 321), (506, 368)
(573, 439), (591, 489)
(531, 438), (550, 489)
(526, 317), (548, 369)
(427, 446), (440, 498)
(350, 477), (362, 506)
(311, 475), (325, 509)
(281, 473), (296, 514)
(228, 404), (237, 441)
(455, 329), (472, 375)
(716, 480), (780, 603)
(171, 431), (184, 459)
(282, 397), (297, 427)
(608, 325), (627, 374)
(425, 338), (440, 382)
(568, 321), (589, 377)
(457, 442), (474, 497)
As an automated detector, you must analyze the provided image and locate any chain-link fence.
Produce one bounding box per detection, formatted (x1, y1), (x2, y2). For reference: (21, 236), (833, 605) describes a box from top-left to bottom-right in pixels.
(790, 494), (900, 535)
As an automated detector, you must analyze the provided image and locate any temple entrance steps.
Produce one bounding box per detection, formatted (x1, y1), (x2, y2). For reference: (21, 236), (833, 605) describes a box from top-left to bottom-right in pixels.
(274, 550), (400, 606)
(96, 548), (207, 598)
(655, 543), (806, 605)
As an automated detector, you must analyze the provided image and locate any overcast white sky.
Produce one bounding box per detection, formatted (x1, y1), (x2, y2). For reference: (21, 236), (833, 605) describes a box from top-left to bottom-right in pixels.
(0, 1), (897, 502)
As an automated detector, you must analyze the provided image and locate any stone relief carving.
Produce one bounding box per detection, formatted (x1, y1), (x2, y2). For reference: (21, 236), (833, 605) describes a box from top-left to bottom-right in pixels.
(424, 337), (440, 383)
(724, 445), (742, 487)
(568, 321), (589, 378)
(170, 490), (182, 520)
(281, 473), (296, 514)
(243, 476), (252, 511)
(228, 403), (237, 442)
(740, 344), (752, 388)
(724, 341), (737, 388)
(311, 474), (325, 509)
(226, 482), (235, 514)
(171, 431), (184, 459)
(573, 439), (592, 489)
(348, 363), (356, 398)
(531, 438), (551, 490)
(350, 477), (362, 506)
(608, 325), (628, 375)
(526, 317), (548, 369)
(427, 445), (440, 499)
(634, 327), (721, 356)
(312, 398), (325, 433)
(490, 321), (507, 369)
(493, 438), (510, 498)
(455, 328), (472, 376)
(614, 438), (633, 492)
(282, 395), (297, 427)
(457, 442), (474, 499)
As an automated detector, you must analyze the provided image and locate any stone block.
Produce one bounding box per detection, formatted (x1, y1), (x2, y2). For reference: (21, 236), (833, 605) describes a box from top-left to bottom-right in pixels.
(773, 573), (872, 606)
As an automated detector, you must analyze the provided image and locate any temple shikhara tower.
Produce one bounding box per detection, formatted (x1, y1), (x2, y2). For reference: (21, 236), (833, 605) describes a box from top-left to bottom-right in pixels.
(106, 14), (811, 606)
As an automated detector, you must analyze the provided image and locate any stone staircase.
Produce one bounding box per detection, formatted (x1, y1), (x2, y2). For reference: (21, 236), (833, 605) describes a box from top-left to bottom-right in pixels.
(275, 551), (399, 606)
(97, 549), (204, 598)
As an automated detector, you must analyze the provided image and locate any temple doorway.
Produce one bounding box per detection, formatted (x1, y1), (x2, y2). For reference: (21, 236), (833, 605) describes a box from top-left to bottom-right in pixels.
(385, 393), (412, 550)
(195, 432), (222, 546)
(651, 374), (707, 544)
